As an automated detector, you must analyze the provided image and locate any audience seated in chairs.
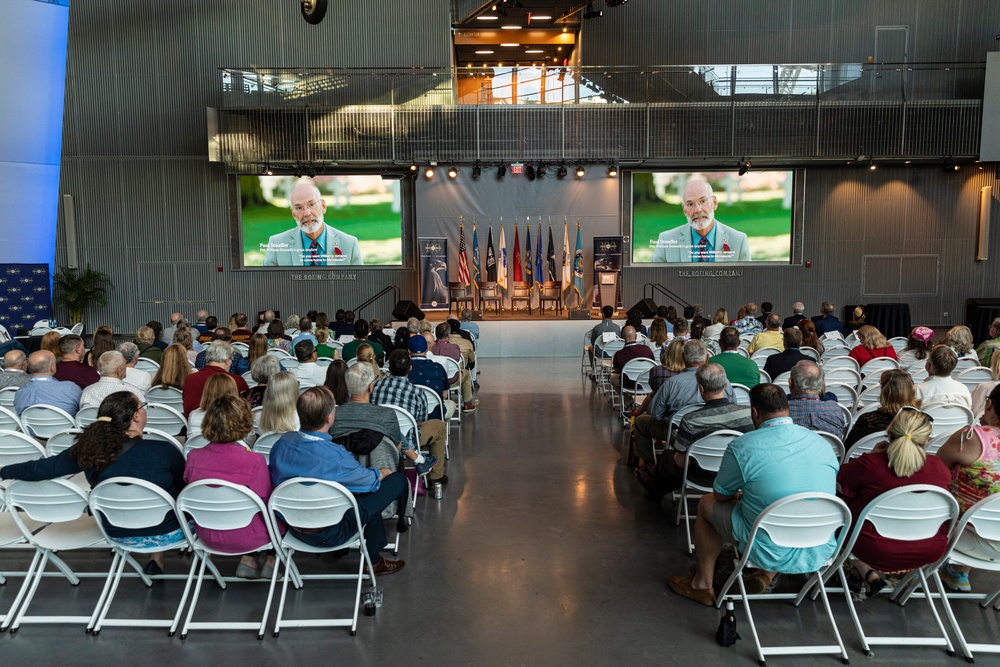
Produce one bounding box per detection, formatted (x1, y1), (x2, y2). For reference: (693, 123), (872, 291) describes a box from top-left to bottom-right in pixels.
(342, 319), (384, 367)
(844, 369), (920, 448)
(447, 318), (476, 370)
(0, 349), (31, 390)
(80, 351), (144, 410)
(246, 332), (270, 368)
(787, 360), (845, 437)
(711, 327), (759, 389)
(266, 320), (292, 353)
(797, 317), (824, 355)
(648, 316), (670, 348)
(173, 327), (199, 365)
(633, 338), (687, 418)
(848, 325), (897, 367)
(268, 386), (407, 576)
(975, 317), (1000, 368)
(195, 327), (250, 376)
(118, 342), (152, 394)
(356, 343), (384, 381)
(55, 334), (100, 390)
(934, 383), (1000, 592)
(732, 302), (764, 335)
(917, 345), (972, 410)
(372, 349), (447, 485)
(634, 363), (754, 500)
(941, 325), (977, 361)
(406, 336), (454, 420)
(14, 350), (81, 416)
(290, 317), (317, 349)
(292, 340), (327, 388)
(368, 318), (395, 355)
(459, 309), (480, 339)
(150, 343), (193, 396)
(323, 359), (350, 406)
(184, 393), (277, 579)
(431, 322), (476, 413)
(245, 355), (279, 409)
(610, 326), (655, 395)
(898, 326), (935, 369)
(147, 321), (168, 351)
(811, 300), (844, 336)
(183, 341), (249, 417)
(83, 326), (115, 368)
(783, 302), (806, 330)
(197, 315), (218, 344)
(589, 305), (621, 367)
(230, 312), (254, 344)
(0, 391), (186, 574)
(39, 330), (62, 359)
(667, 384), (840, 606)
(837, 408), (950, 596)
(187, 373), (240, 440)
(763, 328), (811, 380)
(135, 326), (164, 364)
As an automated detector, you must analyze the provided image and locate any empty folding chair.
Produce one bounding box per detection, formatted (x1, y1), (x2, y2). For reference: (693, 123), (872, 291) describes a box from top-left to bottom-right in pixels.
(268, 478), (377, 637)
(673, 429), (744, 554)
(175, 479), (287, 640)
(714, 493), (852, 665)
(146, 386), (184, 411)
(20, 404), (75, 440)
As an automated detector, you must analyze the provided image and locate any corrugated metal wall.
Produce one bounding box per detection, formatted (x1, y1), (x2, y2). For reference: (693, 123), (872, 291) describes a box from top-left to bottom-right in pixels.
(621, 165), (1000, 327)
(57, 0), (451, 331)
(582, 0), (998, 66)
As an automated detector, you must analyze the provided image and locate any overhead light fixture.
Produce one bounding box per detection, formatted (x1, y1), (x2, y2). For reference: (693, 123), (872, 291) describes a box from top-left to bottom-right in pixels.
(501, 25), (521, 29)
(476, 15), (499, 20)
(497, 164), (507, 179)
(262, 163), (272, 176)
(424, 167), (435, 179)
(293, 164), (303, 178)
(307, 166), (316, 178)
(500, 43), (520, 47)
(525, 49), (544, 54)
(475, 50), (495, 54)
(583, 2), (604, 19)
(607, 163), (618, 178)
(868, 159), (876, 171)
(472, 164), (482, 179)
(943, 158), (959, 172)
(526, 164), (536, 181)
(532, 14), (552, 20)
(576, 165), (585, 178)
(557, 164), (568, 179)
(738, 159), (751, 176)
(409, 164), (418, 173)
(447, 166), (458, 179)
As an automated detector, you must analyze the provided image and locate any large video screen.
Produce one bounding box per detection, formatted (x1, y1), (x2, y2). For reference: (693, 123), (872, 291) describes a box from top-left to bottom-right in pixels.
(239, 175), (403, 267)
(631, 171), (793, 264)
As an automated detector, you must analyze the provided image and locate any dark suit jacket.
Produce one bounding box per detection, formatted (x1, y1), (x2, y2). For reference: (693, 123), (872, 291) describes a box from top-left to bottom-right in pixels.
(782, 314), (805, 330)
(811, 315), (843, 336)
(763, 348), (811, 380)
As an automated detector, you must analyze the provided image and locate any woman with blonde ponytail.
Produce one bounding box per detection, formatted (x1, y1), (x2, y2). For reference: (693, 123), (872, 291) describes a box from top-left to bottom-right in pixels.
(837, 408), (951, 596)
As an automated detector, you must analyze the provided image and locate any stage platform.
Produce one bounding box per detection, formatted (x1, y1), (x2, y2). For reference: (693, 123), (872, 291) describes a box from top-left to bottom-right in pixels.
(395, 307), (623, 359)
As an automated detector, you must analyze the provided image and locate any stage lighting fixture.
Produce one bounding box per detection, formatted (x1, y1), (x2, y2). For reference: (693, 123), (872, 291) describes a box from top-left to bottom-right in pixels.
(262, 163), (272, 176)
(537, 163), (547, 178)
(526, 164), (536, 181)
(738, 159), (750, 176)
(607, 163), (618, 178)
(868, 160), (876, 171)
(497, 164), (506, 179)
(447, 166), (459, 179)
(583, 3), (603, 19)
(575, 165), (585, 178)
(472, 164), (482, 179)
(425, 167), (435, 179)
(307, 166), (316, 178)
(557, 164), (568, 179)
(409, 164), (418, 172)
(606, 0), (629, 6)
(294, 164), (303, 178)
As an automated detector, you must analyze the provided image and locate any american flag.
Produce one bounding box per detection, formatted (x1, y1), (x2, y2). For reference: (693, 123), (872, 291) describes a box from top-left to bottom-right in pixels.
(457, 222), (470, 286)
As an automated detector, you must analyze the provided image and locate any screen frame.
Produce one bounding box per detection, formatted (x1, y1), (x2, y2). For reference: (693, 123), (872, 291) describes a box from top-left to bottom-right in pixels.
(228, 173), (416, 271)
(623, 168), (805, 267)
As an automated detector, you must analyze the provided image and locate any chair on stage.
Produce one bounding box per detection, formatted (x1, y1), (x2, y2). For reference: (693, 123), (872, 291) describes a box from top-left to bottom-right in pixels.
(448, 282), (476, 315)
(538, 281), (563, 315)
(510, 282), (532, 315)
(479, 281), (502, 314)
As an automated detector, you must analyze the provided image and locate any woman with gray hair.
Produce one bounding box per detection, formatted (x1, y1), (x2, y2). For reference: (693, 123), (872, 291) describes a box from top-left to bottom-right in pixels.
(245, 354), (280, 409)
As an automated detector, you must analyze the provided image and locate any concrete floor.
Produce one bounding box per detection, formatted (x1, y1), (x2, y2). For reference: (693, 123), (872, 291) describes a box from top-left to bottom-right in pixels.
(1, 357), (999, 665)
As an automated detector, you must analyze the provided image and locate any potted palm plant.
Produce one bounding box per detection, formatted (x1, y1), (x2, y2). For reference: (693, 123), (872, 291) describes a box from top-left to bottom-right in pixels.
(52, 263), (113, 325)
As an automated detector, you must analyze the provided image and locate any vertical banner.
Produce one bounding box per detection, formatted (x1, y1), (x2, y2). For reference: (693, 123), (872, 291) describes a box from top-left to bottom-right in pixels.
(419, 238), (449, 310)
(592, 236), (624, 309)
(0, 264), (51, 334)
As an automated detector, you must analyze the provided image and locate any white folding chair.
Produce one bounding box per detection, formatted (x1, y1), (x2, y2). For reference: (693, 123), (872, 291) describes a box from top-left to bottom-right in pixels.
(252, 406), (264, 434)
(849, 402), (881, 429)
(231, 342), (249, 356)
(431, 356), (464, 427)
(75, 405), (99, 428)
(316, 358), (333, 368)
(251, 432), (286, 462)
(134, 358), (160, 374)
(46, 428), (82, 457)
(731, 383), (751, 405)
(844, 430), (887, 461)
(581, 331), (594, 374)
(735, 347), (751, 359)
(815, 430), (845, 462)
(266, 348), (292, 360)
(175, 479), (288, 640)
(821, 486), (959, 659)
(853, 384), (881, 411)
(183, 434), (210, 457)
(619, 358), (656, 417)
(1, 479), (107, 633)
(926, 493), (1000, 661)
(0, 430), (47, 469)
(674, 429), (743, 554)
(954, 357), (981, 374)
(417, 385), (450, 459)
(955, 366), (993, 392)
(657, 403), (704, 463)
(820, 347), (849, 362)
(887, 337), (907, 353)
(860, 357), (900, 376)
(825, 382), (858, 410)
(242, 371), (257, 388)
(282, 358), (300, 370)
(823, 367), (862, 391)
(86, 477), (211, 636)
(923, 405), (975, 439)
(268, 478), (377, 638)
(772, 371), (791, 385)
(141, 428), (185, 454)
(20, 404), (76, 439)
(384, 405), (424, 509)
(750, 347), (782, 368)
(70, 323), (84, 336)
(0, 487), (46, 603)
(0, 324), (11, 343)
(799, 346), (820, 361)
(823, 356), (861, 375)
(715, 493), (852, 665)
(146, 386), (184, 411)
(859, 367), (894, 392)
(926, 431), (951, 456)
(909, 367), (929, 383)
(597, 340), (625, 392)
(0, 387), (18, 409)
(758, 369), (770, 384)
(144, 404), (187, 436)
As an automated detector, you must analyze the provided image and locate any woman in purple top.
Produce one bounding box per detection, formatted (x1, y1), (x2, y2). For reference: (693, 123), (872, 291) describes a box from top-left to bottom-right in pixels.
(184, 394), (278, 578)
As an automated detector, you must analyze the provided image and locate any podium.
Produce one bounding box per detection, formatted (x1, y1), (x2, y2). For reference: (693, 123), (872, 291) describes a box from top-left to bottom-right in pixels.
(597, 271), (618, 312)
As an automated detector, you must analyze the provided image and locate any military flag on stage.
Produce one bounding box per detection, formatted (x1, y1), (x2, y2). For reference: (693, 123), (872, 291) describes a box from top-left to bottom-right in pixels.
(572, 221), (584, 302)
(524, 222), (535, 291)
(561, 220), (571, 292)
(512, 223), (522, 283)
(498, 219), (507, 290)
(534, 222), (544, 287)
(457, 219), (470, 287)
(546, 220), (556, 283)
(485, 222), (497, 281)
(471, 222), (481, 285)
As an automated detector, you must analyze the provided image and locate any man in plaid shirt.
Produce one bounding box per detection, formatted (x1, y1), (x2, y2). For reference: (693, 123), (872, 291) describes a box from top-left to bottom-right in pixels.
(372, 349), (449, 485)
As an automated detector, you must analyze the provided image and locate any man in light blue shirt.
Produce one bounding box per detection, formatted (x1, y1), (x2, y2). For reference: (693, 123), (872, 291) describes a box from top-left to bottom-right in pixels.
(14, 350), (82, 416)
(268, 386), (406, 576)
(459, 309), (480, 339)
(668, 383), (839, 606)
(290, 317), (318, 349)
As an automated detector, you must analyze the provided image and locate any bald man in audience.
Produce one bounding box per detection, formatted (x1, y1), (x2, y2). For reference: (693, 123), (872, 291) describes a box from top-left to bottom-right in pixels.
(0, 350), (31, 390)
(161, 312), (184, 344)
(117, 342), (152, 394)
(14, 350), (81, 416)
(54, 334), (100, 389)
(610, 326), (655, 395)
(79, 351), (145, 410)
(783, 302), (806, 330)
(787, 360), (845, 436)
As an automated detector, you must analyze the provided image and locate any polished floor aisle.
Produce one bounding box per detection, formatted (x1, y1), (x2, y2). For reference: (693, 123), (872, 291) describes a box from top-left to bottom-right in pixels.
(1, 357), (998, 665)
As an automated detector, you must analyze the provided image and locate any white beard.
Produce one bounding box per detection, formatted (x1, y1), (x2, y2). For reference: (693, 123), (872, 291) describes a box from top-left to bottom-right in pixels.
(299, 219), (323, 235)
(689, 215), (713, 232)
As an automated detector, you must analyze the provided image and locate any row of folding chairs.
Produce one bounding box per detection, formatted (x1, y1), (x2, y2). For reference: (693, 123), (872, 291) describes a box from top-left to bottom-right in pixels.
(0, 476), (377, 638)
